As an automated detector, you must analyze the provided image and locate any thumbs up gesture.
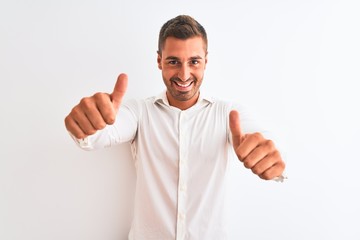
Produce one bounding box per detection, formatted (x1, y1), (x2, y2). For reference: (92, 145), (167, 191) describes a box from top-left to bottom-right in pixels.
(229, 110), (285, 180)
(65, 73), (128, 139)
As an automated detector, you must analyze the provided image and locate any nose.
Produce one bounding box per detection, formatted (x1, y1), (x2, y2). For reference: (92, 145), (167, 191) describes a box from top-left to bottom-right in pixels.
(178, 65), (191, 81)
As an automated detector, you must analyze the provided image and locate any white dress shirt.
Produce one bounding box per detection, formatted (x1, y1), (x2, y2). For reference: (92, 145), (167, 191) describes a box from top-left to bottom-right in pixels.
(72, 91), (278, 240)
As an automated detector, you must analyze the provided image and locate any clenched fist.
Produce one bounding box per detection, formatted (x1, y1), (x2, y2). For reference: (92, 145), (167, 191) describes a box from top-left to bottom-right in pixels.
(229, 110), (285, 180)
(64, 73), (128, 139)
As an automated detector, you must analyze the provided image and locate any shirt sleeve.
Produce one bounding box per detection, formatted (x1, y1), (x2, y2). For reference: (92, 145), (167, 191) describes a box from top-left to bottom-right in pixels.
(69, 99), (140, 151)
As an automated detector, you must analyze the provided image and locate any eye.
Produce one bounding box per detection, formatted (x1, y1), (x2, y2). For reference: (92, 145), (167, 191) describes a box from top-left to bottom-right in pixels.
(190, 59), (200, 65)
(168, 60), (179, 65)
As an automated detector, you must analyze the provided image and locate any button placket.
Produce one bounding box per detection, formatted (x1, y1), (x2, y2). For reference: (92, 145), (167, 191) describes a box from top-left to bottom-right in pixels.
(176, 111), (188, 240)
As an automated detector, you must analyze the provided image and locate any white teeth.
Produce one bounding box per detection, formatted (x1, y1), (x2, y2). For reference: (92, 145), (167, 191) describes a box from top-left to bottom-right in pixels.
(176, 82), (192, 87)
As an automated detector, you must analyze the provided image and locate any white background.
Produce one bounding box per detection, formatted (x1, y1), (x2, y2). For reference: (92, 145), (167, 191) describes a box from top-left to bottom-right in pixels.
(1, 0), (359, 239)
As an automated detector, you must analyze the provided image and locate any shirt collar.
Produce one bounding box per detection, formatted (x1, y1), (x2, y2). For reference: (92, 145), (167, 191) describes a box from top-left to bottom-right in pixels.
(154, 90), (214, 107)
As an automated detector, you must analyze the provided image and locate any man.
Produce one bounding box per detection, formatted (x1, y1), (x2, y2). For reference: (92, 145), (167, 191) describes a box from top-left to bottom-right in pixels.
(65, 15), (285, 240)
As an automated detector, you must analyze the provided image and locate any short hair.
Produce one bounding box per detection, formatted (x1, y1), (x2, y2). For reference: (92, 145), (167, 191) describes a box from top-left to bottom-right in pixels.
(158, 15), (208, 54)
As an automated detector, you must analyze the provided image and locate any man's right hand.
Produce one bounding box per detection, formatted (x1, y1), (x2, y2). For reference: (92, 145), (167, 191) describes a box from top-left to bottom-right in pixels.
(64, 73), (128, 139)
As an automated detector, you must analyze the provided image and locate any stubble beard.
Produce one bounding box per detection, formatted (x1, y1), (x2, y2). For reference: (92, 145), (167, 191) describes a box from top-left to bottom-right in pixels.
(165, 76), (201, 102)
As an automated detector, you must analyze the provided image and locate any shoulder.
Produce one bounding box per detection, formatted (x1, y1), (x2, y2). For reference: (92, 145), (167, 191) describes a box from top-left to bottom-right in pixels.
(122, 98), (143, 109)
(120, 95), (160, 117)
(207, 97), (247, 115)
(207, 97), (261, 132)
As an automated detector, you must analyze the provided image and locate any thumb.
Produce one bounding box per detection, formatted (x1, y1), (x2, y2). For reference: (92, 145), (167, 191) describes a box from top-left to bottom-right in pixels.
(229, 110), (243, 148)
(111, 73), (128, 110)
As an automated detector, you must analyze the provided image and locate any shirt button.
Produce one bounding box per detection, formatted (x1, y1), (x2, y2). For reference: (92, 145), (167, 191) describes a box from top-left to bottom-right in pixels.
(180, 184), (187, 191)
(180, 159), (187, 166)
(179, 213), (185, 220)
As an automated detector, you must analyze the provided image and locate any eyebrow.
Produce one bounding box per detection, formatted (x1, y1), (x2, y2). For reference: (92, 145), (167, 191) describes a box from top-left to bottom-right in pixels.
(165, 55), (203, 61)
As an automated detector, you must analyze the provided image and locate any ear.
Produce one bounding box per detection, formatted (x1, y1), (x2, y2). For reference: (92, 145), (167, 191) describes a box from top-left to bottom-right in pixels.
(204, 51), (208, 69)
(157, 52), (162, 70)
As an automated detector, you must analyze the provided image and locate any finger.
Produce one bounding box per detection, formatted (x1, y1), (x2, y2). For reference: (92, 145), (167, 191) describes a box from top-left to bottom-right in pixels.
(65, 110), (96, 138)
(237, 132), (264, 161)
(259, 160), (285, 180)
(84, 106), (108, 130)
(242, 144), (269, 169)
(250, 151), (279, 176)
(229, 110), (243, 148)
(111, 73), (128, 111)
(92, 92), (116, 125)
(65, 115), (87, 139)
(243, 139), (275, 168)
(78, 96), (108, 131)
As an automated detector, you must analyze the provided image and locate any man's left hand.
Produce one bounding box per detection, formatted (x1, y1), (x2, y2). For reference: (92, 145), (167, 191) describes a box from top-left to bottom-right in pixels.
(229, 110), (286, 180)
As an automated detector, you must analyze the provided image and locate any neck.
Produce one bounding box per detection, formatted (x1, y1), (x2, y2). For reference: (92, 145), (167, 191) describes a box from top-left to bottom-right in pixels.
(166, 91), (200, 110)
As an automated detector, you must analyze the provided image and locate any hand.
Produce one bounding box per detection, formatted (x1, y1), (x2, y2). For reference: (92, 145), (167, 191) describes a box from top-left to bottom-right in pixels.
(229, 110), (285, 180)
(64, 73), (128, 139)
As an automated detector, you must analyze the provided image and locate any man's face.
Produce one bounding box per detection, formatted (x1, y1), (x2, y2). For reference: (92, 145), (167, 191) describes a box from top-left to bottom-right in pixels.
(157, 36), (208, 109)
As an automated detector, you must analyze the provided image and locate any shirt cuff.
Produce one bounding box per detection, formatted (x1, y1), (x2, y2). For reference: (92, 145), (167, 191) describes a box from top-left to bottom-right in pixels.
(69, 132), (94, 150)
(272, 174), (287, 183)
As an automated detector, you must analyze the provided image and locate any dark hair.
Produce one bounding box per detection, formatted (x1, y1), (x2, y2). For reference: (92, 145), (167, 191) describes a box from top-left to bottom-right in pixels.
(158, 15), (208, 54)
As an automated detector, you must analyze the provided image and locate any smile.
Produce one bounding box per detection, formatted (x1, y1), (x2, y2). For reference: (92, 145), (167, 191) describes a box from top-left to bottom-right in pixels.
(175, 81), (193, 88)
(173, 81), (194, 91)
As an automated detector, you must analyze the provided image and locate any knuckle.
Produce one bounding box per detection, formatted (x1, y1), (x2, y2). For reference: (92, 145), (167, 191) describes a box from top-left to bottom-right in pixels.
(276, 159), (286, 171)
(243, 160), (253, 169)
(264, 139), (275, 151)
(234, 147), (245, 161)
(79, 97), (93, 109)
(252, 168), (262, 176)
(78, 123), (96, 136)
(93, 120), (106, 130)
(271, 150), (282, 161)
(64, 116), (80, 135)
(265, 139), (274, 147)
(261, 173), (273, 180)
(93, 92), (110, 103)
(70, 106), (81, 116)
(83, 128), (96, 136)
(253, 132), (263, 140)
(93, 92), (105, 100)
(104, 115), (116, 125)
(236, 151), (245, 162)
(64, 116), (72, 130)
